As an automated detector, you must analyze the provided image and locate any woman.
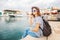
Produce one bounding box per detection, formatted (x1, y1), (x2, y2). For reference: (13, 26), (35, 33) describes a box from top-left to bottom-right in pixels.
(22, 7), (44, 38)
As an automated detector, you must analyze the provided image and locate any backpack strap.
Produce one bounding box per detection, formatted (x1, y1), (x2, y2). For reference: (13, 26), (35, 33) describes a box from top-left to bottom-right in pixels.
(39, 26), (43, 31)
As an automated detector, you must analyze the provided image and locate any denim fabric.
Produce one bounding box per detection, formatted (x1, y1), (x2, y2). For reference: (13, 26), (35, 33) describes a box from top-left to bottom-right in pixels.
(22, 27), (38, 38)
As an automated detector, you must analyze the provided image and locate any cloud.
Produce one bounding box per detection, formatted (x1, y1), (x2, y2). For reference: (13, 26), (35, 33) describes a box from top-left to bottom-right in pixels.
(0, 0), (60, 12)
(30, 0), (56, 7)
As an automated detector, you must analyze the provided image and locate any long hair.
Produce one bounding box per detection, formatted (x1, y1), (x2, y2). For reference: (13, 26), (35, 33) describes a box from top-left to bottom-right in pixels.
(31, 7), (41, 17)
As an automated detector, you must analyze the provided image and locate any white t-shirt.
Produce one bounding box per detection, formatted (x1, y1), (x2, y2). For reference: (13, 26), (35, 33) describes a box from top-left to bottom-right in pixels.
(30, 16), (44, 37)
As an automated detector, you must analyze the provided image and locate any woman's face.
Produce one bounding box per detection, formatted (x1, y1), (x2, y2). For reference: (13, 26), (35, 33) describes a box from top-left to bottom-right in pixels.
(33, 8), (37, 15)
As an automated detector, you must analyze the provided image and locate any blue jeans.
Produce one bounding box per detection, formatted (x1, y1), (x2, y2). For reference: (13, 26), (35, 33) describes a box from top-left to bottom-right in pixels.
(22, 27), (38, 38)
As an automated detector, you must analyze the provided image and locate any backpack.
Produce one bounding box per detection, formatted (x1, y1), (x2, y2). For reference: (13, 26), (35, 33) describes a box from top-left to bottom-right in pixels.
(40, 19), (52, 37)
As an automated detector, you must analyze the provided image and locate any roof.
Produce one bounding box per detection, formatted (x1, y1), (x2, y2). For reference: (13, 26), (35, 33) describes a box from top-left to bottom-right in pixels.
(4, 10), (20, 12)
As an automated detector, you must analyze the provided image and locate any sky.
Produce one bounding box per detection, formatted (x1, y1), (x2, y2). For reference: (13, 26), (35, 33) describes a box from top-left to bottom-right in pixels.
(0, 0), (60, 12)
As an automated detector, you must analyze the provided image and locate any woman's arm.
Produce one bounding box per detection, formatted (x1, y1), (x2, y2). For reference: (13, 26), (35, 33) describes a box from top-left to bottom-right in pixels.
(32, 23), (40, 32)
(29, 15), (33, 26)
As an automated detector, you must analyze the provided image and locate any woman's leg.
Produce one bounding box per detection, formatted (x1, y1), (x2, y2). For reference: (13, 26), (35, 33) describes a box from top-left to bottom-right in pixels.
(22, 28), (30, 38)
(28, 31), (39, 38)
(22, 27), (39, 38)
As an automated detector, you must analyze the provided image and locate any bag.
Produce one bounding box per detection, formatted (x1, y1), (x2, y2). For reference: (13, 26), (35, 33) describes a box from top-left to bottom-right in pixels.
(40, 19), (52, 37)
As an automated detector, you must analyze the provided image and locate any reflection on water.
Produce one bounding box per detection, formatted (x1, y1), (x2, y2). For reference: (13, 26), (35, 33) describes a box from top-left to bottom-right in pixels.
(0, 16), (28, 40)
(5, 17), (16, 23)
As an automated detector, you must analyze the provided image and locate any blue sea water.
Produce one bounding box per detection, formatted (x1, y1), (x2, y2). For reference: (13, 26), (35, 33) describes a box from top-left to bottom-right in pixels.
(0, 16), (28, 40)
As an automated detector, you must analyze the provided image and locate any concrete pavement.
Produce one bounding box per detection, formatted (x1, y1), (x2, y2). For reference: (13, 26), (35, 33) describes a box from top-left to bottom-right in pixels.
(21, 21), (60, 40)
(48, 21), (60, 40)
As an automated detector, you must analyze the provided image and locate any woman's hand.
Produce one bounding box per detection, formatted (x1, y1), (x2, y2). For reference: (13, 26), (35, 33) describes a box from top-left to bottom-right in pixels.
(29, 14), (33, 19)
